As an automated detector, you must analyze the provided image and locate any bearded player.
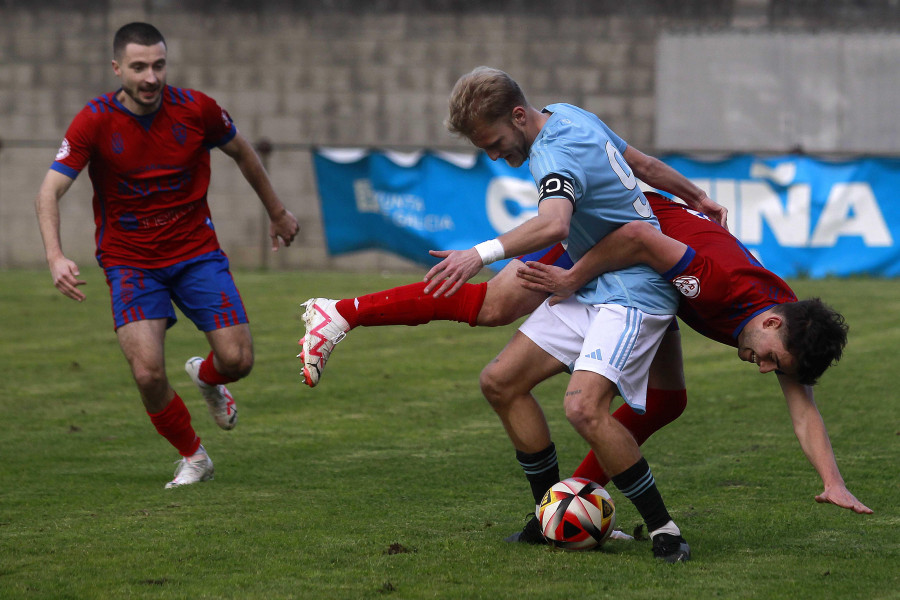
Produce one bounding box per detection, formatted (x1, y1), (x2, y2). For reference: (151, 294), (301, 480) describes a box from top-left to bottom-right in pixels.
(35, 23), (299, 488)
(299, 192), (870, 529)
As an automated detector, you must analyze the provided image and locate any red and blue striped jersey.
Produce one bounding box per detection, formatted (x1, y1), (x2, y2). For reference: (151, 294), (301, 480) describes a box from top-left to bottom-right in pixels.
(652, 193), (798, 346)
(51, 85), (237, 268)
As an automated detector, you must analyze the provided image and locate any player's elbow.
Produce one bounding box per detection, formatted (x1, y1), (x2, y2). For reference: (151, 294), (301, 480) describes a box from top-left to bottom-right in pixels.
(544, 218), (569, 244)
(617, 221), (656, 261)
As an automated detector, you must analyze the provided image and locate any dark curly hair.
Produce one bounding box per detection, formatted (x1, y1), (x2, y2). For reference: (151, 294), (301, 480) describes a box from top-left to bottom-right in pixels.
(771, 298), (848, 386)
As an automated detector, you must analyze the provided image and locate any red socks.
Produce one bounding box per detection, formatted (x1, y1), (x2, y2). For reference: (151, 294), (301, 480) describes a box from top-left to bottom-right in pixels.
(198, 351), (235, 386)
(148, 393), (201, 457)
(573, 387), (688, 485)
(335, 281), (488, 329)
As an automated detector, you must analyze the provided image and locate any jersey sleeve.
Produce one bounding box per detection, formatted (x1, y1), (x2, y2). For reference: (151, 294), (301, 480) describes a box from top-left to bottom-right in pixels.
(195, 90), (238, 148)
(529, 132), (586, 208)
(50, 109), (95, 180)
(597, 118), (628, 155)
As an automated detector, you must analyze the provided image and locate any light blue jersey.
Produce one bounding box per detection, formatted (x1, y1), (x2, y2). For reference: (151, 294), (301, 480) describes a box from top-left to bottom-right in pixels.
(529, 103), (679, 315)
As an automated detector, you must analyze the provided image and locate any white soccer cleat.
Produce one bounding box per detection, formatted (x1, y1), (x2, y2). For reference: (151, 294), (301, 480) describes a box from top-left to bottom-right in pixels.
(298, 298), (349, 387)
(185, 356), (237, 430)
(165, 446), (214, 489)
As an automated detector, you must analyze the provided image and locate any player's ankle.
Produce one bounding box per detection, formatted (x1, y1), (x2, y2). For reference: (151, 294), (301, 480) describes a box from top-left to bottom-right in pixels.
(650, 520), (681, 538)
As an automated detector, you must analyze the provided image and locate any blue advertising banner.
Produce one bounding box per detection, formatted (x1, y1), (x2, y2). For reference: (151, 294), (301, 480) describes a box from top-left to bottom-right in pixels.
(662, 154), (899, 277)
(312, 149), (899, 278)
(312, 148), (539, 271)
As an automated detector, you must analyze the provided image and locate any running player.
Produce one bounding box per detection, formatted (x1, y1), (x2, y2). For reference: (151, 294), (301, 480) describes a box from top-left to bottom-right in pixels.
(34, 23), (299, 488)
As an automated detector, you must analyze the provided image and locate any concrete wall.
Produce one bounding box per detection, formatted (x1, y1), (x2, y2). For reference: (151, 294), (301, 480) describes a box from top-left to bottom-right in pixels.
(0, 0), (887, 271)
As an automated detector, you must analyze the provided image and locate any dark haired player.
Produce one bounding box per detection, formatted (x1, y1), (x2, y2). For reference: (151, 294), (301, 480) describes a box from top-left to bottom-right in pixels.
(298, 190), (870, 537)
(35, 22), (299, 488)
(499, 191), (871, 544)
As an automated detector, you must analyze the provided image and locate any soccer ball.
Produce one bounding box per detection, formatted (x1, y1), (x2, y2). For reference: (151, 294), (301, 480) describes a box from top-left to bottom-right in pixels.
(537, 477), (616, 550)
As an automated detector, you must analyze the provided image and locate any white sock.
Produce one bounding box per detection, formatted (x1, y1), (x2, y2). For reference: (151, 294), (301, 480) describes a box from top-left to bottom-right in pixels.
(650, 520), (681, 538)
(189, 445), (208, 461)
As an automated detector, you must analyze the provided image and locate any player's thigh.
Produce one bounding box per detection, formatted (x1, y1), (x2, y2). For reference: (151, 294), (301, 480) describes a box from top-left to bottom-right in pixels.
(647, 327), (686, 390)
(105, 264), (178, 329)
(171, 252), (249, 332)
(204, 323), (254, 366)
(483, 329), (568, 396)
(116, 318), (168, 376)
(518, 296), (598, 372)
(480, 259), (548, 326)
(565, 369), (619, 418)
(573, 304), (672, 413)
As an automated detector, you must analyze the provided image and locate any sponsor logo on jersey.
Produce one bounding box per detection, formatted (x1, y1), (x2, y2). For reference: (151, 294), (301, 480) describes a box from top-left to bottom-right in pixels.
(673, 275), (700, 298)
(119, 213), (139, 231)
(56, 138), (71, 160)
(111, 132), (124, 154)
(172, 122), (188, 146)
(221, 109), (233, 129)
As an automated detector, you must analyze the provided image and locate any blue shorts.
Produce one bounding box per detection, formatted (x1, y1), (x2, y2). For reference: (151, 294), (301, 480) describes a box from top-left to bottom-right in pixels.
(105, 250), (248, 332)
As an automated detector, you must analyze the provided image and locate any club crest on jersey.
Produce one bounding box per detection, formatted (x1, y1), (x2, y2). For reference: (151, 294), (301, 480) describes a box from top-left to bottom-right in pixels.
(172, 123), (188, 146)
(673, 275), (700, 298)
(56, 138), (71, 160)
(111, 132), (124, 154)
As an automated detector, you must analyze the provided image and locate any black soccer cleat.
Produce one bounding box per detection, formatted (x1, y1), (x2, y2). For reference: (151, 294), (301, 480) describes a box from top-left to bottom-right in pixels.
(651, 532), (691, 563)
(504, 515), (547, 545)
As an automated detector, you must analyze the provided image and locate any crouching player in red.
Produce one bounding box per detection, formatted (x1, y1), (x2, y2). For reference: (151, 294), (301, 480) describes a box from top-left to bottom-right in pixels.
(499, 192), (872, 544)
(299, 191), (870, 534)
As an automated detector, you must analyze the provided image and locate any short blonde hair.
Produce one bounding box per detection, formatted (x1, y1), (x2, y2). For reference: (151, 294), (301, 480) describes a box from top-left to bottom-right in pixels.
(445, 66), (528, 138)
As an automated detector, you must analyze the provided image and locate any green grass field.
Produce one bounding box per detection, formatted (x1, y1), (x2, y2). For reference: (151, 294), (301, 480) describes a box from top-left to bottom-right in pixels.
(1, 268), (897, 599)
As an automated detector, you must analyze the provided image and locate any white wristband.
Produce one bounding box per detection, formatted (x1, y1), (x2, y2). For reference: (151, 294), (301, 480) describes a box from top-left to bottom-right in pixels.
(474, 239), (505, 266)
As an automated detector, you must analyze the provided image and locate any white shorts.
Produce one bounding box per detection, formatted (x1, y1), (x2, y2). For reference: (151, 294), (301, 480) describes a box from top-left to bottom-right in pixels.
(518, 297), (673, 414)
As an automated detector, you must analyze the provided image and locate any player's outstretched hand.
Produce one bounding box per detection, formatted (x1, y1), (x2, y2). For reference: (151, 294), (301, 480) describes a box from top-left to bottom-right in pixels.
(423, 248), (484, 298)
(815, 485), (873, 514)
(516, 261), (578, 305)
(50, 256), (87, 302)
(270, 209), (300, 250)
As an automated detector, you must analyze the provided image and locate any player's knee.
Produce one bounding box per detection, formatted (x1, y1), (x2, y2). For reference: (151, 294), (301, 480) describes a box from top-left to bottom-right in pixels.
(479, 362), (512, 408)
(131, 364), (167, 394)
(564, 394), (602, 434)
(217, 347), (254, 380)
(475, 301), (518, 327)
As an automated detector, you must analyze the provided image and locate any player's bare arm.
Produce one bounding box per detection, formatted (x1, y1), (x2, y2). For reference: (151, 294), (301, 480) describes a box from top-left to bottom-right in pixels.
(424, 196), (573, 298)
(516, 219), (688, 304)
(35, 169), (86, 302)
(220, 132), (299, 250)
(623, 146), (728, 228)
(778, 374), (873, 514)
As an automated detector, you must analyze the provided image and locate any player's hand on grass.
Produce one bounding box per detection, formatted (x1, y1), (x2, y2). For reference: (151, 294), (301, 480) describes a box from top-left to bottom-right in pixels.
(423, 248), (484, 298)
(270, 209), (300, 250)
(815, 485), (873, 514)
(516, 261), (578, 305)
(50, 256), (86, 302)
